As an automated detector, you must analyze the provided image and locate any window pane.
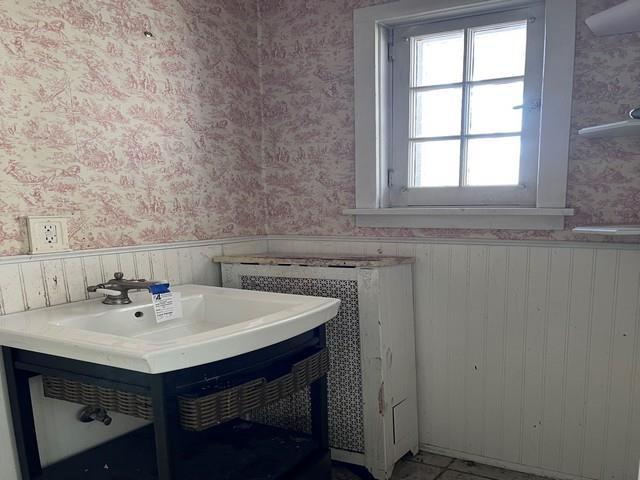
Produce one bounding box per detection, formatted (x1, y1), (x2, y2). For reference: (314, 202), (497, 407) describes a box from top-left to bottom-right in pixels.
(466, 136), (521, 186)
(468, 81), (523, 134)
(411, 140), (460, 187)
(413, 88), (462, 138)
(414, 30), (464, 87)
(471, 21), (527, 81)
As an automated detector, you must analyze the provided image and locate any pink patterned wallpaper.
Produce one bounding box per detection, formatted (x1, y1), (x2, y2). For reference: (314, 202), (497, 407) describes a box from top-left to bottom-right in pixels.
(0, 0), (265, 256)
(1, 1), (639, 256)
(260, 0), (640, 242)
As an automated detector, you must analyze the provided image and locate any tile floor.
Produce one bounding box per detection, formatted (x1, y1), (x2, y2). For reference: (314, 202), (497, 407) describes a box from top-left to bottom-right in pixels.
(332, 452), (552, 480)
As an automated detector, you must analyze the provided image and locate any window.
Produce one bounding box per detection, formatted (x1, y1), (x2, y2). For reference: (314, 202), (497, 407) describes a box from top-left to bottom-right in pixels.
(349, 0), (576, 230)
(391, 8), (543, 207)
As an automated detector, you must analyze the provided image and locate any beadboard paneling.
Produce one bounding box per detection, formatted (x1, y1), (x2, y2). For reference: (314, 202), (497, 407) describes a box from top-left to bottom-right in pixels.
(267, 236), (640, 480)
(3, 234), (639, 480)
(0, 239), (267, 316)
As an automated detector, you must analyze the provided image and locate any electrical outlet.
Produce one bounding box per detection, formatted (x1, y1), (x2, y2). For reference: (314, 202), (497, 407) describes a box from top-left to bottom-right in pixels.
(43, 224), (58, 244)
(26, 216), (71, 254)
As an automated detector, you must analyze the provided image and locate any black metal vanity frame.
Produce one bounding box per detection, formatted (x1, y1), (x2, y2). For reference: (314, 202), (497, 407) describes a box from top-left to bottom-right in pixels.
(2, 326), (329, 480)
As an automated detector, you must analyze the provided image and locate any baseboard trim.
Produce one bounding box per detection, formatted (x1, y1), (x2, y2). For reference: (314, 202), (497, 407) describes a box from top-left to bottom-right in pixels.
(331, 449), (365, 466)
(419, 443), (597, 480)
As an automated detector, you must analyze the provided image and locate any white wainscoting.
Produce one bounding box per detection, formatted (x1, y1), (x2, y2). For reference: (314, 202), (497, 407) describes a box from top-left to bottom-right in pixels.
(0, 237), (267, 478)
(267, 236), (640, 480)
(3, 234), (639, 480)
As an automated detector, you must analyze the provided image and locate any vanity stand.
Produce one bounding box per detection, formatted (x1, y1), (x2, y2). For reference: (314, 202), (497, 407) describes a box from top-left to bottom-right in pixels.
(2, 326), (330, 480)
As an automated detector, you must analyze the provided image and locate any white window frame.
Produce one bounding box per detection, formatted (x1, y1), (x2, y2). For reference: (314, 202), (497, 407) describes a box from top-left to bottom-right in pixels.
(346, 0), (576, 230)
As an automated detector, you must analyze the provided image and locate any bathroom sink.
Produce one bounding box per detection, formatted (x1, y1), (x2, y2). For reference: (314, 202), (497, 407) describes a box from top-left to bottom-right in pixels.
(0, 285), (340, 373)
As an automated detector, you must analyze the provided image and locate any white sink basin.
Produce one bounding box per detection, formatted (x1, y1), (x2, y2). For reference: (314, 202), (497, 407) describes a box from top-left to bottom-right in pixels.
(0, 285), (340, 373)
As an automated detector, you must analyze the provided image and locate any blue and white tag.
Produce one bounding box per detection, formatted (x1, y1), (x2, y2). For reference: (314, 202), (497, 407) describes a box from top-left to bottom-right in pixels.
(150, 284), (183, 323)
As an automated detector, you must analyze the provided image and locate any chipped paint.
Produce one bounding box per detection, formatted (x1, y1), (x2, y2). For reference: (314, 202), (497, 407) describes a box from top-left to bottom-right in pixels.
(378, 382), (385, 416)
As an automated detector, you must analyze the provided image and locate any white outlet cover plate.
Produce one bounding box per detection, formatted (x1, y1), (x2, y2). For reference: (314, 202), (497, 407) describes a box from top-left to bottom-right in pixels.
(26, 216), (71, 254)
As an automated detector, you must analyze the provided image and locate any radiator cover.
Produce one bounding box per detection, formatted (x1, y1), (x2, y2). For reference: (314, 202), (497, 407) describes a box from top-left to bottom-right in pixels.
(219, 258), (419, 480)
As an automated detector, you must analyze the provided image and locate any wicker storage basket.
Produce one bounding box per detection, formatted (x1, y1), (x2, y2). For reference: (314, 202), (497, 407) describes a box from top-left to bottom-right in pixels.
(42, 348), (329, 432)
(179, 348), (329, 431)
(42, 376), (153, 420)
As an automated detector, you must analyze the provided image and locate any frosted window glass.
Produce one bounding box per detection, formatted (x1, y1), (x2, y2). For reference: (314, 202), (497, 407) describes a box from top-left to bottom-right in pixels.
(468, 81), (524, 134)
(471, 22), (527, 81)
(414, 31), (465, 86)
(412, 140), (461, 187)
(414, 88), (462, 137)
(466, 136), (521, 186)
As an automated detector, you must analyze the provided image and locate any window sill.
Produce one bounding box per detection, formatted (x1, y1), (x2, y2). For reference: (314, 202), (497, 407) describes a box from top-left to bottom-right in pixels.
(343, 207), (575, 230)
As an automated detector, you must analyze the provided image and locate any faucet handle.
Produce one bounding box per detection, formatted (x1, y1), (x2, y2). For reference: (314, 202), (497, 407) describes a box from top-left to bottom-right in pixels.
(95, 287), (122, 297)
(114, 272), (124, 280)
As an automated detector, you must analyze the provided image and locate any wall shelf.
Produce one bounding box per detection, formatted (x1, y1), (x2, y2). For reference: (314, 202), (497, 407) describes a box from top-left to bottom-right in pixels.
(573, 225), (640, 235)
(585, 0), (640, 36)
(578, 119), (640, 138)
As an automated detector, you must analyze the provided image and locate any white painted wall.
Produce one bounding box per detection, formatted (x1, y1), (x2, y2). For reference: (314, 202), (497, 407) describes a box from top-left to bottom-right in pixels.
(0, 237), (267, 478)
(267, 236), (640, 480)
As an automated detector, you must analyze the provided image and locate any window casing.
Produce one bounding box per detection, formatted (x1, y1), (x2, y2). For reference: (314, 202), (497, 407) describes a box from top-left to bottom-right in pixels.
(348, 0), (576, 230)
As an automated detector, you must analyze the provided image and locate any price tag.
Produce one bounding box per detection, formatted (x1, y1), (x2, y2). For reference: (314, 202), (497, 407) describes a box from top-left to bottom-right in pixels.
(152, 292), (183, 323)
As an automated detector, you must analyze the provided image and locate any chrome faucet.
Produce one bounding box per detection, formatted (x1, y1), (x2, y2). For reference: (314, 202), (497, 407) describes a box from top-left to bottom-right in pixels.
(88, 272), (163, 305)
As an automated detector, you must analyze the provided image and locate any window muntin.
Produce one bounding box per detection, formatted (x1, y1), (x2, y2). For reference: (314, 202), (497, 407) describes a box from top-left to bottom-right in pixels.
(391, 6), (544, 206)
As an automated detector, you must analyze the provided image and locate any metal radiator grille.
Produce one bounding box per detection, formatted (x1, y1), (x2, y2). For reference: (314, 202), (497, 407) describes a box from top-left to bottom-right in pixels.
(241, 275), (365, 454)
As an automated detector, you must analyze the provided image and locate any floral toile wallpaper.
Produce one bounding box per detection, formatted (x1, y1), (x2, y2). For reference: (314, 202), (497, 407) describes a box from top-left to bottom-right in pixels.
(0, 0), (265, 255)
(1, 0), (639, 256)
(260, 0), (640, 242)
